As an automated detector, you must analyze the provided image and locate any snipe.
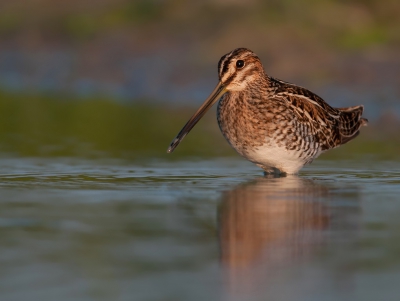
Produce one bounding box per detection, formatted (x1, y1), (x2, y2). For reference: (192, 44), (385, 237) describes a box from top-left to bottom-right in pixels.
(167, 48), (368, 174)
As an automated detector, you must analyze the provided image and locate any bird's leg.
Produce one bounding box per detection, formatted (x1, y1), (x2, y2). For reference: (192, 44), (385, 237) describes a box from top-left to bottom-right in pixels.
(257, 164), (287, 177)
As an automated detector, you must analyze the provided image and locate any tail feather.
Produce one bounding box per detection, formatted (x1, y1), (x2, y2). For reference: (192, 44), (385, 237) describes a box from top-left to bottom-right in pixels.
(338, 105), (368, 145)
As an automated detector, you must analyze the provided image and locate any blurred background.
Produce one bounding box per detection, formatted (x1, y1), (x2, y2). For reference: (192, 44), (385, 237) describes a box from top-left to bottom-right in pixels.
(1, 2), (400, 301)
(0, 0), (399, 159)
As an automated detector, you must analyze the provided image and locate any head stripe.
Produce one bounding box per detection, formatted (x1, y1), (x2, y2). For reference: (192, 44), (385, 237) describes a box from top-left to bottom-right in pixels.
(217, 48), (255, 80)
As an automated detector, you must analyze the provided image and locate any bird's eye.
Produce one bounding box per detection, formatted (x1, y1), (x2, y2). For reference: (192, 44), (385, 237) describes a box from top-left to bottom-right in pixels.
(236, 60), (245, 68)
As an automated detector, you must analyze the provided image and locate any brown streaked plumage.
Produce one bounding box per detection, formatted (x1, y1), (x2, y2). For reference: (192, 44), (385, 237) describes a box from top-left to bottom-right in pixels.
(167, 48), (368, 174)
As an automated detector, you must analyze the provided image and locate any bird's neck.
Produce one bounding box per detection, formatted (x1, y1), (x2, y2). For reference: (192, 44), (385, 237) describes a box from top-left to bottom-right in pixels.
(239, 74), (271, 100)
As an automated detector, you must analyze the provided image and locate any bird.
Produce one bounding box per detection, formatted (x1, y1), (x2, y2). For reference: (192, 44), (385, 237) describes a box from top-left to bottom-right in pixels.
(167, 48), (368, 174)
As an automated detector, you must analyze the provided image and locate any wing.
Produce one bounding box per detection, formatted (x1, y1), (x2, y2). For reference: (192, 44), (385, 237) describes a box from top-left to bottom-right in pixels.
(269, 77), (366, 151)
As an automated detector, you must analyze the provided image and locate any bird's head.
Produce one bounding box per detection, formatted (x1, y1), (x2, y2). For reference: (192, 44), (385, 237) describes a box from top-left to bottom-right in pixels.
(167, 48), (264, 153)
(218, 48), (265, 92)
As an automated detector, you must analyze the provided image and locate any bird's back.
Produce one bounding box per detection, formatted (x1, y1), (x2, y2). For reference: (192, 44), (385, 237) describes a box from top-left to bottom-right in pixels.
(269, 77), (368, 151)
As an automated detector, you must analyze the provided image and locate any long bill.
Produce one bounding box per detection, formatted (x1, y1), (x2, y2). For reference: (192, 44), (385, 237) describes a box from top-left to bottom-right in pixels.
(167, 82), (227, 153)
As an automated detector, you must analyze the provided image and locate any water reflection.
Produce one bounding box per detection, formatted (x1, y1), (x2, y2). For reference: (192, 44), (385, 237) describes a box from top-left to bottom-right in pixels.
(218, 176), (331, 298)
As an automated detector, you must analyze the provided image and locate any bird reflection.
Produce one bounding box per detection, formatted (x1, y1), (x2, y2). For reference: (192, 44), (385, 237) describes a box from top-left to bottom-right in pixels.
(218, 176), (330, 296)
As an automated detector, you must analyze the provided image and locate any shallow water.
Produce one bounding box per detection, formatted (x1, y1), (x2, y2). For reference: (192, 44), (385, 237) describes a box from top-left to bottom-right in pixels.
(1, 157), (400, 301)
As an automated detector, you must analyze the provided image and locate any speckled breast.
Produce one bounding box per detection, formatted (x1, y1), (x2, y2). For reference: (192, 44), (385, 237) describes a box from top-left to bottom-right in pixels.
(216, 92), (321, 173)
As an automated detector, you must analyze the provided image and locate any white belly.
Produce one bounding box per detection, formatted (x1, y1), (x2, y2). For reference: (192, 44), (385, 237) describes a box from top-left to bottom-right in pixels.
(238, 141), (313, 174)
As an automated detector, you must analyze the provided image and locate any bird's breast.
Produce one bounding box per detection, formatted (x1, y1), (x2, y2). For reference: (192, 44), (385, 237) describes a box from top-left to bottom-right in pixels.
(216, 92), (322, 173)
(217, 93), (271, 156)
(217, 92), (299, 154)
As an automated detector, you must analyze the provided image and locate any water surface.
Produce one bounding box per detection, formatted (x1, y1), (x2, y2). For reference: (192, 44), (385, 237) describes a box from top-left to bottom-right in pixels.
(1, 157), (400, 301)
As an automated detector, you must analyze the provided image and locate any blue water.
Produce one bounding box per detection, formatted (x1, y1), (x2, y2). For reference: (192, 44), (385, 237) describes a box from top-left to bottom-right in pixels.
(0, 157), (399, 301)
